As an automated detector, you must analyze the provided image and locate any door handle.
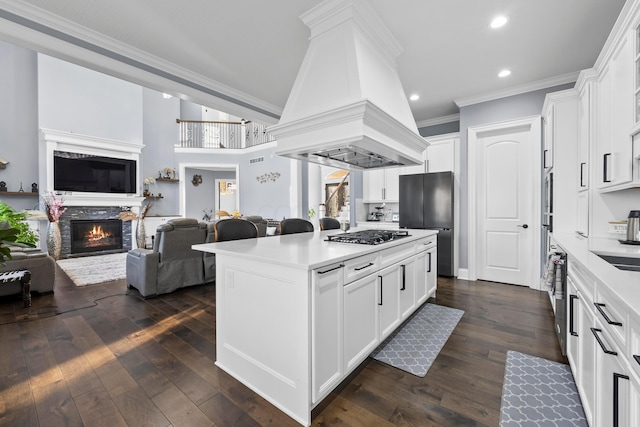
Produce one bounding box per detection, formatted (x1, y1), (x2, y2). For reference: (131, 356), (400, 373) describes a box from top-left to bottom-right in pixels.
(517, 224), (529, 229)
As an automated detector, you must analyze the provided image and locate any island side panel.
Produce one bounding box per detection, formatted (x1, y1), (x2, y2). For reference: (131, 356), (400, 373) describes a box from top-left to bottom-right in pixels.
(215, 253), (312, 426)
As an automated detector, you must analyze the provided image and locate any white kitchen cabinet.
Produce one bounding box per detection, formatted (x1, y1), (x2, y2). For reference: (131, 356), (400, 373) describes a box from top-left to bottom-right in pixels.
(343, 273), (379, 372)
(363, 168), (400, 202)
(399, 255), (417, 320)
(577, 78), (593, 192)
(595, 31), (634, 191)
(378, 264), (401, 340)
(576, 190), (589, 237)
(423, 134), (457, 173)
(311, 262), (344, 403)
(425, 243), (437, 299)
(543, 103), (555, 170)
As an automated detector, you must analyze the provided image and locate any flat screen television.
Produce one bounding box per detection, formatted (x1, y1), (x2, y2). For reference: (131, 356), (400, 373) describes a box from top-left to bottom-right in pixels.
(53, 151), (137, 194)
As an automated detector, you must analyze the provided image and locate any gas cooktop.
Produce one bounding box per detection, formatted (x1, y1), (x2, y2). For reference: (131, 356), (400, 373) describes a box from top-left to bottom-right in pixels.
(325, 229), (410, 245)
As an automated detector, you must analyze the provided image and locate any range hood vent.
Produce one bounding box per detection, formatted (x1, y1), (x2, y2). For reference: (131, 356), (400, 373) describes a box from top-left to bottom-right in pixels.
(269, 0), (427, 170)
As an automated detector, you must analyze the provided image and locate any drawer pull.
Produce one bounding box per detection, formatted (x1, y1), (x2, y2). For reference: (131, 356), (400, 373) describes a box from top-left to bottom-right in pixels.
(354, 262), (374, 271)
(428, 252), (432, 273)
(317, 264), (344, 275)
(594, 303), (622, 326)
(634, 355), (640, 366)
(590, 328), (617, 356)
(614, 372), (629, 427)
(401, 264), (406, 291)
(378, 276), (383, 306)
(569, 294), (578, 337)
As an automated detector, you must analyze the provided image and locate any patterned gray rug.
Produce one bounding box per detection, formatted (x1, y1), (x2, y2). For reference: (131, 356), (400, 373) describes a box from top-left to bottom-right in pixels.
(57, 253), (127, 286)
(371, 303), (464, 377)
(500, 351), (587, 426)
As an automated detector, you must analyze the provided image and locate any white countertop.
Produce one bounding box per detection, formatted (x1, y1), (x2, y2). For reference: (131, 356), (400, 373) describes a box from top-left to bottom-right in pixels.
(193, 228), (438, 270)
(552, 232), (640, 315)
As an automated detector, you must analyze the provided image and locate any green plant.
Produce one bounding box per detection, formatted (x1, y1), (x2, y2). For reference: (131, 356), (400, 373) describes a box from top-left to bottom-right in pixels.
(308, 207), (316, 219)
(0, 221), (19, 264)
(0, 201), (39, 246)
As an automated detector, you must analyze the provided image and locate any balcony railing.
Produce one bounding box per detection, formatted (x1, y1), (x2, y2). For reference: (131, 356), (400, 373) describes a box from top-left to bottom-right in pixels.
(176, 119), (275, 149)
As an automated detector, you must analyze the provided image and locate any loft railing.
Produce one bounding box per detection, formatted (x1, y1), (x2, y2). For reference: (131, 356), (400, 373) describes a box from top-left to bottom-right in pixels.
(176, 119), (276, 149)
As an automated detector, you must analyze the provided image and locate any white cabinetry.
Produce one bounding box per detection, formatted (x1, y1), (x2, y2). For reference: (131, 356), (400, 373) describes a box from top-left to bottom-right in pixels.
(422, 134), (458, 173)
(565, 253), (637, 426)
(399, 256), (417, 320)
(363, 168), (400, 202)
(595, 31), (634, 191)
(543, 103), (555, 170)
(311, 262), (344, 403)
(343, 273), (379, 372)
(378, 264), (401, 339)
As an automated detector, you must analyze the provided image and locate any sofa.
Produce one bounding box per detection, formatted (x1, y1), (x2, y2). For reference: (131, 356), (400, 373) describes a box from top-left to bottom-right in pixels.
(126, 218), (209, 298)
(0, 246), (56, 298)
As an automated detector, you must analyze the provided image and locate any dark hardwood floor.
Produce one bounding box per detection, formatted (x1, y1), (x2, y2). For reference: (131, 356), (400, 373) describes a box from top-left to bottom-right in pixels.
(0, 266), (565, 426)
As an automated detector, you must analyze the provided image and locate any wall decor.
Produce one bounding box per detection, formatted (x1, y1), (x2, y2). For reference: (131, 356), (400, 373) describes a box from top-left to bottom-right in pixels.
(0, 181), (6, 192)
(256, 172), (281, 184)
(0, 156), (8, 169)
(191, 174), (203, 186)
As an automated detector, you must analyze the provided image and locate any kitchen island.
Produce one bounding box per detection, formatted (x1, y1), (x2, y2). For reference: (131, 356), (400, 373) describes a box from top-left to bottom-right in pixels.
(193, 228), (438, 426)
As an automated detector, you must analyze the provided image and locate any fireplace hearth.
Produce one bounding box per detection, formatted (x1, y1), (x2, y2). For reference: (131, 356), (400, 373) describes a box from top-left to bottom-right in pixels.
(71, 219), (123, 254)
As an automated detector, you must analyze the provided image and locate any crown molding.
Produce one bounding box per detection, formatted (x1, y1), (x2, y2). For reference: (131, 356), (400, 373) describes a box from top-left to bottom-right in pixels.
(416, 114), (460, 129)
(0, 1), (282, 123)
(454, 71), (578, 108)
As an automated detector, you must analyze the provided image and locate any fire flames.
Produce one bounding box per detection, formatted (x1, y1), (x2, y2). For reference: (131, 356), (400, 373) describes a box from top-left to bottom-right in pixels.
(84, 225), (114, 247)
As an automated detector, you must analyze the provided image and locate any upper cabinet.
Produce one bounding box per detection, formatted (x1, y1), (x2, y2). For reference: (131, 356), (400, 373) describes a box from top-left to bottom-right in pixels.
(423, 134), (458, 173)
(543, 103), (555, 170)
(363, 168), (400, 203)
(594, 23), (638, 192)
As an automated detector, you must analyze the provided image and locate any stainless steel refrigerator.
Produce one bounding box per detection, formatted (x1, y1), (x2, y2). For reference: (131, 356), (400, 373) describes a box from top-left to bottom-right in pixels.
(399, 171), (454, 276)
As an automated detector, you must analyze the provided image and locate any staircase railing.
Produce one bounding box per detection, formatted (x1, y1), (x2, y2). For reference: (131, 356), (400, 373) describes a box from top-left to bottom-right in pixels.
(176, 119), (275, 149)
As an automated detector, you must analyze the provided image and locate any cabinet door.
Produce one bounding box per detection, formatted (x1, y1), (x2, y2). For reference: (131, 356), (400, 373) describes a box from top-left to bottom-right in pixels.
(384, 169), (400, 202)
(311, 263), (344, 403)
(399, 256), (416, 320)
(414, 250), (428, 306)
(577, 291), (596, 425)
(363, 169), (385, 202)
(426, 138), (456, 173)
(593, 322), (628, 427)
(543, 104), (554, 170)
(611, 33), (633, 186)
(576, 191), (589, 237)
(597, 64), (614, 188)
(378, 264), (401, 340)
(578, 83), (591, 191)
(426, 246), (437, 298)
(566, 277), (580, 370)
(344, 274), (379, 372)
(629, 374), (640, 427)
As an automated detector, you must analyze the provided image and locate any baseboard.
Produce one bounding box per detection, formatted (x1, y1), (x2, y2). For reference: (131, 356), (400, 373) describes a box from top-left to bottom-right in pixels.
(456, 268), (469, 280)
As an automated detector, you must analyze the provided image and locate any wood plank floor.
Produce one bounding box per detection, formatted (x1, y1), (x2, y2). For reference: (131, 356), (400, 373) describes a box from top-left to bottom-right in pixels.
(0, 266), (566, 426)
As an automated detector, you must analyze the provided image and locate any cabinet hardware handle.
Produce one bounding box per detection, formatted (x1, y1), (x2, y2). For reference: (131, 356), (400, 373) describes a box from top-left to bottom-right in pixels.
(428, 252), (432, 273)
(580, 162), (586, 187)
(590, 328), (617, 355)
(378, 275), (383, 305)
(317, 264), (344, 275)
(569, 294), (578, 337)
(354, 262), (374, 271)
(401, 265), (406, 290)
(603, 153), (611, 183)
(634, 355), (640, 366)
(613, 372), (629, 427)
(543, 149), (549, 168)
(575, 231), (587, 238)
(594, 303), (622, 326)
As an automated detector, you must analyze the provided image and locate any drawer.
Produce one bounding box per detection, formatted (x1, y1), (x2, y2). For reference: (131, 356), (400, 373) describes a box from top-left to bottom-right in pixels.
(379, 244), (416, 269)
(594, 285), (627, 352)
(568, 260), (594, 303)
(414, 236), (436, 253)
(343, 253), (379, 285)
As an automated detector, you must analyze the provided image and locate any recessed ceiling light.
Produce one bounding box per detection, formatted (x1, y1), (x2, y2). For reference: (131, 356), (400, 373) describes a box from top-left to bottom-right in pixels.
(490, 15), (508, 29)
(498, 69), (511, 78)
(409, 94), (420, 101)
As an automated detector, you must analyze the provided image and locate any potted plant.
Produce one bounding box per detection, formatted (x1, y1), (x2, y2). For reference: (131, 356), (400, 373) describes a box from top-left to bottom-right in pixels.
(0, 201), (38, 247)
(0, 221), (19, 264)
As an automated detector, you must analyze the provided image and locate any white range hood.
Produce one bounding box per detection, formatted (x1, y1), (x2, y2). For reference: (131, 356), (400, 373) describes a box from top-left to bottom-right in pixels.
(269, 0), (427, 170)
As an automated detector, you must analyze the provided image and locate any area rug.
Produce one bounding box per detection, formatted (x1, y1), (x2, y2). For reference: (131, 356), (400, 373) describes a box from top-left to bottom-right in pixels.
(371, 303), (464, 377)
(499, 351), (587, 426)
(57, 253), (127, 287)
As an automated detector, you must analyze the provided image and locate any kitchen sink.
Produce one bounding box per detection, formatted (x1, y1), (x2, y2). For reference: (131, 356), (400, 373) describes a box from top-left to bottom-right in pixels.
(594, 254), (640, 272)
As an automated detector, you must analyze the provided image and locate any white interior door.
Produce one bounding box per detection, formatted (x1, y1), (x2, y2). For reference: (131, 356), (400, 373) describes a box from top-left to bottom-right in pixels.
(470, 118), (541, 287)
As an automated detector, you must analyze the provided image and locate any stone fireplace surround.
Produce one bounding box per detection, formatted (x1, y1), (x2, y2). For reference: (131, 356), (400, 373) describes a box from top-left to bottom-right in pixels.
(59, 207), (132, 258)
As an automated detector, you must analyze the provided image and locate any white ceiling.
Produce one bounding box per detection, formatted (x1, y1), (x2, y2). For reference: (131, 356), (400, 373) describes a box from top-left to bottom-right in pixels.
(0, 0), (628, 126)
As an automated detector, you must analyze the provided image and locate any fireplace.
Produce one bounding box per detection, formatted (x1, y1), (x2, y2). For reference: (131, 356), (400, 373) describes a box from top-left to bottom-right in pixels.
(70, 219), (123, 254)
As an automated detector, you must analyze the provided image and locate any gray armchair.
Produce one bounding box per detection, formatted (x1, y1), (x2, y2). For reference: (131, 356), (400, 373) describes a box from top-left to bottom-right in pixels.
(126, 218), (208, 298)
